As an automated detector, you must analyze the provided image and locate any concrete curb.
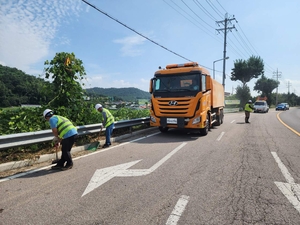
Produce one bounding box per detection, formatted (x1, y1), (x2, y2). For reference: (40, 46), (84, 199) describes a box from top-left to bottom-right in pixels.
(0, 127), (157, 173)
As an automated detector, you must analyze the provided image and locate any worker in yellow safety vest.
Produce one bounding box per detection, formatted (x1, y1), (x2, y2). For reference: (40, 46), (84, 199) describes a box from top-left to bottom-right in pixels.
(244, 100), (254, 123)
(43, 109), (78, 170)
(95, 104), (115, 148)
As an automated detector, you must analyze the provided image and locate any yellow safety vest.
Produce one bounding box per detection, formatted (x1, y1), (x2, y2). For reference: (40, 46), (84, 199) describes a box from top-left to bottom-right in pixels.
(102, 108), (114, 127)
(244, 103), (253, 112)
(55, 115), (76, 138)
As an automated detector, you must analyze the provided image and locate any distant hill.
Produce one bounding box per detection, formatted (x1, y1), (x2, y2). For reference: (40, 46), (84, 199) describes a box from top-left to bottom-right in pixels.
(85, 87), (151, 102)
(0, 64), (150, 105)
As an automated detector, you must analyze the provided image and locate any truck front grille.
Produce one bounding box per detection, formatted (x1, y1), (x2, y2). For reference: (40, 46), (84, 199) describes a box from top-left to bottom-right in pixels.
(153, 98), (196, 117)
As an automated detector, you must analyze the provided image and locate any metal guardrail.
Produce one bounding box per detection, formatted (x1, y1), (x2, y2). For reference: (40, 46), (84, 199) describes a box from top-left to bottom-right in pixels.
(0, 117), (150, 150)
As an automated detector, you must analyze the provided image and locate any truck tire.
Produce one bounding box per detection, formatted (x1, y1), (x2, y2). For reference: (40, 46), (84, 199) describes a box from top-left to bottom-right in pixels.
(220, 110), (224, 124)
(200, 114), (209, 136)
(159, 126), (169, 133)
(215, 110), (223, 126)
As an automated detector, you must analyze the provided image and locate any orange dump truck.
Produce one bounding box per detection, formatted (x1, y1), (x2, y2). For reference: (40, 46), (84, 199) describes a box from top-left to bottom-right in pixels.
(149, 62), (224, 135)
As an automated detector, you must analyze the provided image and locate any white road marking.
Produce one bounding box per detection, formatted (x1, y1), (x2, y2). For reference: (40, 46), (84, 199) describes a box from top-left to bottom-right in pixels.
(0, 132), (160, 182)
(274, 182), (300, 213)
(166, 195), (190, 225)
(230, 120), (235, 123)
(271, 152), (300, 214)
(271, 152), (295, 184)
(216, 132), (225, 141)
(82, 142), (187, 197)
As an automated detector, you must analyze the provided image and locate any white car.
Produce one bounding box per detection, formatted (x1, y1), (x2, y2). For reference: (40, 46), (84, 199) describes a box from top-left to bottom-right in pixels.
(253, 101), (269, 113)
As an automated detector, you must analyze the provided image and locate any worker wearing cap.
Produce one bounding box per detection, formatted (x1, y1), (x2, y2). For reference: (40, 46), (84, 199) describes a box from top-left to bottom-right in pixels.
(244, 100), (254, 123)
(95, 104), (115, 148)
(43, 109), (78, 170)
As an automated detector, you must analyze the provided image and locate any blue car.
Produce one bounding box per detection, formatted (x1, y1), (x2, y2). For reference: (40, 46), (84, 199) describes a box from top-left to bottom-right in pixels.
(276, 103), (286, 111)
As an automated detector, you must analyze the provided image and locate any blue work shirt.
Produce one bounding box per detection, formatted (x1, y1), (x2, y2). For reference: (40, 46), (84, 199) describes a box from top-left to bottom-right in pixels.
(49, 116), (78, 139)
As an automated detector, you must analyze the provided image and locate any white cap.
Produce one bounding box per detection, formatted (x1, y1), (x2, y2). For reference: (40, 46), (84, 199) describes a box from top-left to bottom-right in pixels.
(95, 104), (102, 110)
(43, 109), (53, 118)
(248, 100), (252, 103)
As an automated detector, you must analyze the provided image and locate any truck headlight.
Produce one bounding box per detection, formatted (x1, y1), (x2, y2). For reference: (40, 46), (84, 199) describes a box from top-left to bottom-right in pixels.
(150, 116), (156, 123)
(192, 116), (200, 124)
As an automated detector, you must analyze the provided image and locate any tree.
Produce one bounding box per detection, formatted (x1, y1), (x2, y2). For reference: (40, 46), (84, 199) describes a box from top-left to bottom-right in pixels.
(236, 85), (252, 109)
(44, 52), (87, 108)
(253, 75), (279, 106)
(43, 52), (98, 126)
(231, 56), (264, 87)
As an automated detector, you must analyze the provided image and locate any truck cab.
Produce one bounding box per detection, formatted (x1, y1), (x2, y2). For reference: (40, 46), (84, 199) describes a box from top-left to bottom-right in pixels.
(149, 62), (224, 135)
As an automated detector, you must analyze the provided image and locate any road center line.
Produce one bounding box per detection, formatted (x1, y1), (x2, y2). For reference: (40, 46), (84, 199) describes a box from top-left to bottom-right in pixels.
(277, 112), (300, 136)
(166, 195), (190, 225)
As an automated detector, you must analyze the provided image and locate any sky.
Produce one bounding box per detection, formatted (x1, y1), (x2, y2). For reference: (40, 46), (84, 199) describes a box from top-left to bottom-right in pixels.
(1, 0), (300, 97)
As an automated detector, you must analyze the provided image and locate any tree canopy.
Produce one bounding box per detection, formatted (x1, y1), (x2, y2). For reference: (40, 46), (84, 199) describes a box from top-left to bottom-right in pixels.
(231, 56), (264, 87)
(254, 75), (279, 105)
(44, 52), (87, 108)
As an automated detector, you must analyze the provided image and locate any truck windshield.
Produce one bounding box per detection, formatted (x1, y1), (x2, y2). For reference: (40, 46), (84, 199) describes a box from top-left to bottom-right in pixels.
(153, 73), (201, 93)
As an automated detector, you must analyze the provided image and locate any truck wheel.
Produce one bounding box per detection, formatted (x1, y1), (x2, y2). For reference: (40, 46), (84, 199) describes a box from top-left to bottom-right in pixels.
(215, 110), (224, 126)
(200, 115), (209, 136)
(220, 110), (224, 124)
(215, 115), (221, 126)
(159, 126), (169, 133)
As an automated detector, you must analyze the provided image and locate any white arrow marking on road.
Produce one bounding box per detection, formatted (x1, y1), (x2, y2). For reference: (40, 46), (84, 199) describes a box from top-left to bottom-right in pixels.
(82, 142), (187, 197)
(271, 152), (300, 213)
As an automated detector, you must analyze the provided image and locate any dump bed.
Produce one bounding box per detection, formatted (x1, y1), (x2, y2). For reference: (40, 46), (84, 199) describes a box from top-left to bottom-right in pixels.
(210, 77), (224, 108)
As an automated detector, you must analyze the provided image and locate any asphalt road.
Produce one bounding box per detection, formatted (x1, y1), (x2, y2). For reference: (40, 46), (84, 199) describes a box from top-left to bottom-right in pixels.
(1, 108), (300, 225)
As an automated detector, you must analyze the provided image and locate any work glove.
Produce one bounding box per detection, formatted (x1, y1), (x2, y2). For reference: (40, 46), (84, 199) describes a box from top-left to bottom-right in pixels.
(53, 136), (60, 144)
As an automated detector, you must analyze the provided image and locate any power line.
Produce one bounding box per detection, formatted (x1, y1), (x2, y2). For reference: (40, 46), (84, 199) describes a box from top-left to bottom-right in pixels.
(163, 0), (223, 44)
(235, 31), (255, 55)
(236, 24), (259, 56)
(226, 37), (250, 59)
(206, 0), (223, 18)
(82, 0), (277, 84)
(181, 0), (215, 29)
(193, 0), (218, 21)
(216, 0), (228, 14)
(81, 0), (193, 62)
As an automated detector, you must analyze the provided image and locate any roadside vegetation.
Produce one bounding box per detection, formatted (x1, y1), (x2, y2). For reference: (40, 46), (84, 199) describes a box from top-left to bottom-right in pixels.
(0, 52), (150, 163)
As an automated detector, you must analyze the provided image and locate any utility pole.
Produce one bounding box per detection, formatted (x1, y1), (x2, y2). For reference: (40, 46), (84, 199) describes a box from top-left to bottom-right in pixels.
(273, 68), (282, 105)
(287, 81), (291, 94)
(216, 13), (236, 91)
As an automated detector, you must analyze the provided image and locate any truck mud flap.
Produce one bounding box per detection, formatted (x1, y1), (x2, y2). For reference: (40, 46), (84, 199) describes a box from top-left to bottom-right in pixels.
(177, 118), (185, 128)
(160, 117), (167, 126)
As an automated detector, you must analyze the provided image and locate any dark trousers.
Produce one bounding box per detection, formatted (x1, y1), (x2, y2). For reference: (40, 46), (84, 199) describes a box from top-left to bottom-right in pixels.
(245, 111), (250, 123)
(57, 134), (77, 166)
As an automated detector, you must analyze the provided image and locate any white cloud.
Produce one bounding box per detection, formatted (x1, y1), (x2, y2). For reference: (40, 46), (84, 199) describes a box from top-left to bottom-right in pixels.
(0, 0), (81, 73)
(114, 35), (146, 57)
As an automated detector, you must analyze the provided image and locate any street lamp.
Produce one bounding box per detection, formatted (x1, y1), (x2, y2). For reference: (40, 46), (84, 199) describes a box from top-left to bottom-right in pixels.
(213, 56), (229, 80)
